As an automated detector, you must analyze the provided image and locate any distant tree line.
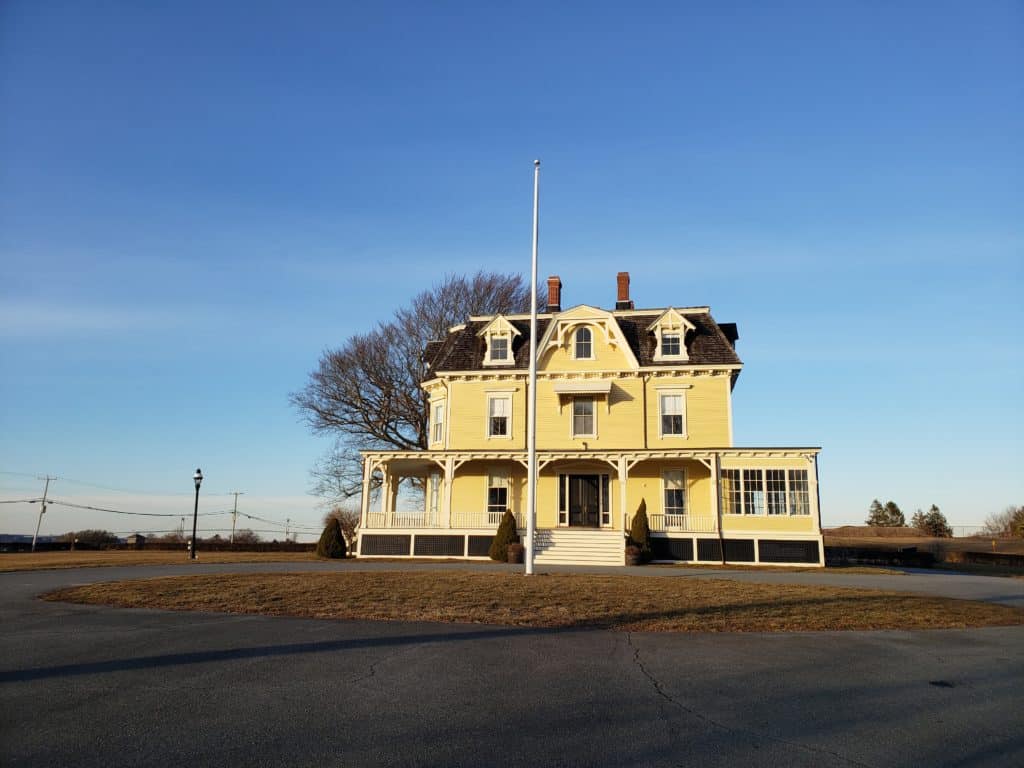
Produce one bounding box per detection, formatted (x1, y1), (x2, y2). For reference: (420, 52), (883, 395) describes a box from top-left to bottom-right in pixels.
(865, 500), (952, 537)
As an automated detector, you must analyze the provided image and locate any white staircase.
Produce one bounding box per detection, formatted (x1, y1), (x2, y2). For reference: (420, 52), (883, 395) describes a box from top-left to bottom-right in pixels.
(532, 528), (624, 566)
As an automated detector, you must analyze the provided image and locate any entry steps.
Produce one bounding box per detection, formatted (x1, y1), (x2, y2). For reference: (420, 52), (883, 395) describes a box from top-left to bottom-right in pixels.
(532, 528), (624, 566)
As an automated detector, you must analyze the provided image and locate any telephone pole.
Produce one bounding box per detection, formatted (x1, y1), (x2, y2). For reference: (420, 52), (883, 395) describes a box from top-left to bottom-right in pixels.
(32, 476), (56, 553)
(230, 491), (244, 544)
(285, 518), (291, 542)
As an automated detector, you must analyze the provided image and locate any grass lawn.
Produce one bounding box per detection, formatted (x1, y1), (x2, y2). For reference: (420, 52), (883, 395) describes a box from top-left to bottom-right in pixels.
(43, 571), (1024, 633)
(0, 550), (319, 572)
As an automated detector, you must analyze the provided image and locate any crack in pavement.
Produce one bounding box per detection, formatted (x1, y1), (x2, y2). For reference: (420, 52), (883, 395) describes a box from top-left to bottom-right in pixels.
(625, 632), (877, 768)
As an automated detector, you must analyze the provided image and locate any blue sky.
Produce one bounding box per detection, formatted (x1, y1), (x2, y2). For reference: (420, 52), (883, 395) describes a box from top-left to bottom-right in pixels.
(1, 1), (1021, 538)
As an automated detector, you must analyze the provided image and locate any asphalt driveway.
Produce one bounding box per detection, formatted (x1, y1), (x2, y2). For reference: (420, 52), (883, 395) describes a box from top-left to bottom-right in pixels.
(1, 563), (1022, 767)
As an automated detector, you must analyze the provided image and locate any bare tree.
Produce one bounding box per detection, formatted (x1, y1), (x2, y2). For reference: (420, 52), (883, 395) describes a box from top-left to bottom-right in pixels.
(232, 528), (261, 545)
(982, 505), (1024, 537)
(293, 271), (543, 502)
(323, 505), (361, 551)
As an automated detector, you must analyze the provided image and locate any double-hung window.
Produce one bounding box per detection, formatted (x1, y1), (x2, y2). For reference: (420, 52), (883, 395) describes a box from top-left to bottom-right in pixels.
(574, 327), (593, 359)
(487, 470), (509, 522)
(663, 470), (686, 523)
(487, 395), (511, 438)
(659, 393), (685, 437)
(572, 398), (595, 437)
(430, 401), (445, 445)
(721, 469), (741, 515)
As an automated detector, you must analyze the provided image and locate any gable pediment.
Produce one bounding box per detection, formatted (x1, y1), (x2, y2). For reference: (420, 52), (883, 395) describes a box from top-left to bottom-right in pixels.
(537, 305), (639, 370)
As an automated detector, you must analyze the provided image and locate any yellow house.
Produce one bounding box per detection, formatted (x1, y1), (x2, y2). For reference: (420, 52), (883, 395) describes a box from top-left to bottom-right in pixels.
(357, 272), (823, 566)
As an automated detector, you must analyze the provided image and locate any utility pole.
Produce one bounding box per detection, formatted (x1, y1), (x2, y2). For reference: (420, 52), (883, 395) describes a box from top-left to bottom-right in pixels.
(285, 518), (291, 542)
(31, 476), (56, 553)
(230, 491), (244, 544)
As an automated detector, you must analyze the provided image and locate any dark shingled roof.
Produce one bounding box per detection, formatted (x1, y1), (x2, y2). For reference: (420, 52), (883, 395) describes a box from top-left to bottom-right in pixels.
(426, 311), (741, 373)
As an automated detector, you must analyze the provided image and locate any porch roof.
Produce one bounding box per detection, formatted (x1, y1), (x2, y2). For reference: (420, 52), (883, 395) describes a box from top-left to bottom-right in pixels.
(362, 446), (821, 466)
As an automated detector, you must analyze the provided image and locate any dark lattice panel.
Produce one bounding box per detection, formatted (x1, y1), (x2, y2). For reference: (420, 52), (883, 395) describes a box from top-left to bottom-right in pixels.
(759, 540), (820, 564)
(467, 536), (493, 557)
(413, 535), (464, 557)
(360, 534), (412, 556)
(696, 539), (722, 561)
(650, 537), (694, 561)
(723, 539), (755, 562)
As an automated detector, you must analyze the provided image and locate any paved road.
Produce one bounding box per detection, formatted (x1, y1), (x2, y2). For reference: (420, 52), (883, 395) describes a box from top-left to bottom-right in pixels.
(2, 563), (1022, 767)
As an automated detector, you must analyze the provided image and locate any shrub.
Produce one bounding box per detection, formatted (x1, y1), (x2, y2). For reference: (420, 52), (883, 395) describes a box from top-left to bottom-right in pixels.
(489, 510), (520, 562)
(628, 499), (651, 562)
(316, 518), (347, 559)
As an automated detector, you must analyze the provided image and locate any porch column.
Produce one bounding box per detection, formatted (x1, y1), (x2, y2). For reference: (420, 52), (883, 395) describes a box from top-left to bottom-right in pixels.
(618, 456), (628, 532)
(708, 453), (721, 532)
(359, 459), (371, 528)
(442, 456), (454, 529)
(381, 464), (392, 527)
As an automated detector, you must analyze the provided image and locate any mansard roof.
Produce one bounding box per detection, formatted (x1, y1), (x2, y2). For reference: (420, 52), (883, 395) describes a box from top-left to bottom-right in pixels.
(424, 308), (741, 373)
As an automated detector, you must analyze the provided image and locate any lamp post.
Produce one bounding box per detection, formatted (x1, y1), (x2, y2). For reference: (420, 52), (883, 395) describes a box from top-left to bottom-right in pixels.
(190, 468), (203, 560)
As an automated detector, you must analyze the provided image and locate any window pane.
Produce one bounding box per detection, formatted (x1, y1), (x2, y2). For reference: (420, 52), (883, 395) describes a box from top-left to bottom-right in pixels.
(766, 470), (786, 515)
(721, 469), (741, 515)
(572, 399), (594, 436)
(743, 469), (764, 515)
(491, 337), (508, 360)
(488, 472), (508, 514)
(664, 471), (685, 516)
(488, 397), (509, 436)
(788, 470), (810, 515)
(575, 327), (592, 358)
(662, 333), (680, 356)
(660, 394), (683, 435)
(600, 475), (610, 525)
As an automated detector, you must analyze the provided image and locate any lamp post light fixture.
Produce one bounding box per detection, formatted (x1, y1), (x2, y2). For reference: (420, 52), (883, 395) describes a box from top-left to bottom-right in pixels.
(190, 468), (203, 560)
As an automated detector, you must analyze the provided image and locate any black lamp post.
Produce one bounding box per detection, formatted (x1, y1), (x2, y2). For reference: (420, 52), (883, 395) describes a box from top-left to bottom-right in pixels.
(190, 468), (203, 560)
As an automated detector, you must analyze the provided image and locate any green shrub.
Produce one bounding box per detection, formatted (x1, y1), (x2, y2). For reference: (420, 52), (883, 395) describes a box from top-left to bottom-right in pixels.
(629, 498), (651, 562)
(488, 510), (520, 562)
(316, 518), (347, 559)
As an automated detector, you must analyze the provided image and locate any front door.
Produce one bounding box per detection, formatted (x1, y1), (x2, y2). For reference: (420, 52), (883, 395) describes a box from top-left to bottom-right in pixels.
(568, 474), (601, 527)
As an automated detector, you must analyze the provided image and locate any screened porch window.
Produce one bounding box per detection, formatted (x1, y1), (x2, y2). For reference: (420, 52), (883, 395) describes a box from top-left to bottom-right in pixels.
(721, 469), (741, 515)
(788, 470), (810, 515)
(742, 469), (765, 515)
(766, 469), (787, 515)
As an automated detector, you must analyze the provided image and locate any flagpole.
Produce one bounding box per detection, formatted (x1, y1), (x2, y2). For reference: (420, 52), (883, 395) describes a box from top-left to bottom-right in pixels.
(526, 159), (540, 576)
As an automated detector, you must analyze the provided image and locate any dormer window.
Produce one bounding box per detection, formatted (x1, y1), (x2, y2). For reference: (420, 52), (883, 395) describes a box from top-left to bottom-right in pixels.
(648, 308), (695, 362)
(574, 327), (593, 359)
(478, 314), (521, 366)
(661, 333), (681, 357)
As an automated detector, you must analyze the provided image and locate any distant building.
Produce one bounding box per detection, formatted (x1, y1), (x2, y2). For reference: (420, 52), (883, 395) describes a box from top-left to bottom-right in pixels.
(126, 533), (147, 549)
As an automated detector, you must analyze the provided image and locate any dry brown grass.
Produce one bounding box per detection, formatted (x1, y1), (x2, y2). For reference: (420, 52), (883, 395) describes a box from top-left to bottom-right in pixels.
(0, 550), (320, 572)
(43, 571), (1024, 633)
(825, 531), (1024, 555)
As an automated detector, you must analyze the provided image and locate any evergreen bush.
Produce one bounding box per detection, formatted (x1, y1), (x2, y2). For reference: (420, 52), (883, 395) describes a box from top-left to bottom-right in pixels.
(488, 510), (520, 561)
(316, 517), (347, 559)
(628, 498), (651, 562)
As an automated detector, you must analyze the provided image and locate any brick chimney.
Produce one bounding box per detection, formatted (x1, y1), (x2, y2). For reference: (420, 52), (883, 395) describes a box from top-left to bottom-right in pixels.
(546, 275), (562, 313)
(615, 271), (633, 310)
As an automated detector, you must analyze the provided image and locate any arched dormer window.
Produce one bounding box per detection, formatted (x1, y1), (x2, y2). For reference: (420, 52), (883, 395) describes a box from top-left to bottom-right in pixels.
(574, 327), (593, 359)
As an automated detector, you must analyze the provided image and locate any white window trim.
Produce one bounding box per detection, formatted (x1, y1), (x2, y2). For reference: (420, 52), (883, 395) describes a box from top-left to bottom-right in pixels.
(661, 468), (687, 518)
(572, 326), (595, 360)
(486, 393), (513, 440)
(430, 399), (446, 446)
(657, 389), (688, 439)
(483, 332), (513, 366)
(570, 396), (597, 439)
(720, 467), (811, 517)
(486, 468), (510, 514)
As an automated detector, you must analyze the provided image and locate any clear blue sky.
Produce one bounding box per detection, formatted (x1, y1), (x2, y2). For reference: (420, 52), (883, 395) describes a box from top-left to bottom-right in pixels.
(1, 1), (1021, 538)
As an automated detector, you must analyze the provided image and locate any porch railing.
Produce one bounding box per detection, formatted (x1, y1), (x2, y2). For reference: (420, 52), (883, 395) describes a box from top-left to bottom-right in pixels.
(640, 513), (718, 533)
(363, 510), (523, 530)
(450, 510), (523, 529)
(364, 511), (438, 529)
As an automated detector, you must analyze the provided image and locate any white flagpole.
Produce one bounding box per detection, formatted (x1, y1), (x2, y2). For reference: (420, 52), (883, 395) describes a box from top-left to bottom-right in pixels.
(526, 159), (540, 576)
